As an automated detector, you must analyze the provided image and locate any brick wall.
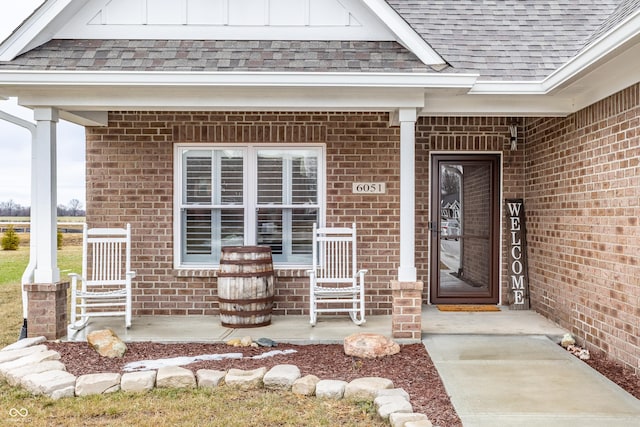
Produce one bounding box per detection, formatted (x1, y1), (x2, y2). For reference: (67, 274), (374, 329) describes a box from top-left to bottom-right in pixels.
(525, 83), (640, 374)
(86, 112), (400, 316)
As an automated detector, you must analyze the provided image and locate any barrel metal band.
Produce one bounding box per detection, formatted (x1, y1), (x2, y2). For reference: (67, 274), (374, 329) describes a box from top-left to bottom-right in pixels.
(221, 320), (271, 328)
(217, 270), (274, 278)
(218, 296), (275, 305)
(220, 258), (273, 266)
(219, 307), (273, 317)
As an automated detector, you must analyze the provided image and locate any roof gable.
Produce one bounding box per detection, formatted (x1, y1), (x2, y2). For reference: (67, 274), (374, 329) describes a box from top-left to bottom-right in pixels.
(0, 0), (446, 68)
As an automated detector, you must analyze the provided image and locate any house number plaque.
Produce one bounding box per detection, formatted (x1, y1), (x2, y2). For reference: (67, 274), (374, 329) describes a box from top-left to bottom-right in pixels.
(352, 182), (386, 194)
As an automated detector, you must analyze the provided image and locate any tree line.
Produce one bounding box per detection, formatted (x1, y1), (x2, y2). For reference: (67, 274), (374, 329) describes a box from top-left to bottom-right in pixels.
(0, 199), (85, 217)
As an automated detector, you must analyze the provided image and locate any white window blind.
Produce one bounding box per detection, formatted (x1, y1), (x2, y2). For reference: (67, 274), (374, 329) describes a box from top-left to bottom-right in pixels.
(176, 145), (323, 267)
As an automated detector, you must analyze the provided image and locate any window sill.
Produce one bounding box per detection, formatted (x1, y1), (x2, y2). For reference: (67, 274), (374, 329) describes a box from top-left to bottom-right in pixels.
(172, 267), (310, 278)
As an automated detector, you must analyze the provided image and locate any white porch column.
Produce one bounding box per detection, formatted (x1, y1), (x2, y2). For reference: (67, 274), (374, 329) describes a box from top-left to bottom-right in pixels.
(398, 108), (417, 282)
(33, 107), (60, 284)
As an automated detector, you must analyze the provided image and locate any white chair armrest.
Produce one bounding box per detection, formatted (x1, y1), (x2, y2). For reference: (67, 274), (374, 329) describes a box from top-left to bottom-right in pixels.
(126, 271), (136, 279)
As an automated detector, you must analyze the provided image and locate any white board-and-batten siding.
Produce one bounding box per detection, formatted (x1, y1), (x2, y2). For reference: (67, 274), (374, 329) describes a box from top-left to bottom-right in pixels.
(54, 0), (396, 41)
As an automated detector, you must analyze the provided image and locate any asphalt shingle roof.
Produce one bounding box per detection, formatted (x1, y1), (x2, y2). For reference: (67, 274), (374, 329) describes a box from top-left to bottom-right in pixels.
(0, 1), (638, 81)
(582, 0), (640, 49)
(0, 40), (432, 73)
(385, 0), (628, 80)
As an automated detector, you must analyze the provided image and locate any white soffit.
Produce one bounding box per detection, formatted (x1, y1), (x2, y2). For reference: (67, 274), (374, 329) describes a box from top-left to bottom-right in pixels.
(54, 0), (397, 41)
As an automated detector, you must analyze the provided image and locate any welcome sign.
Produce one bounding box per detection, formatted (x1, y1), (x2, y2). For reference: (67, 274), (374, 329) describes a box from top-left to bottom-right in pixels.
(505, 199), (530, 309)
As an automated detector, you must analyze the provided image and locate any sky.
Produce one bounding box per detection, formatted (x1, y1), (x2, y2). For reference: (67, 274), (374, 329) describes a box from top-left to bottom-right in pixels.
(0, 0), (86, 209)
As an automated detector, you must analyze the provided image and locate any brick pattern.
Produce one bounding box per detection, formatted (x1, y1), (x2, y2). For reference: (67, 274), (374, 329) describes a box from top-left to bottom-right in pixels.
(25, 282), (69, 340)
(86, 112), (400, 317)
(391, 281), (423, 339)
(525, 83), (640, 375)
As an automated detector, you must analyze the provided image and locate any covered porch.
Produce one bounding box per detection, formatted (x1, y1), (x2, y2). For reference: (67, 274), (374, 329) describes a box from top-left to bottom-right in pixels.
(64, 305), (568, 344)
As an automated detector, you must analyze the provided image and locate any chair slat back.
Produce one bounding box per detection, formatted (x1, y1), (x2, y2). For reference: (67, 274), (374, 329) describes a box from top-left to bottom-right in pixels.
(83, 225), (131, 285)
(313, 223), (357, 284)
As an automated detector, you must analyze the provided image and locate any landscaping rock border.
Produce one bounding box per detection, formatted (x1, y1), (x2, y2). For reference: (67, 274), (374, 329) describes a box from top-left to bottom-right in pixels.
(0, 337), (433, 427)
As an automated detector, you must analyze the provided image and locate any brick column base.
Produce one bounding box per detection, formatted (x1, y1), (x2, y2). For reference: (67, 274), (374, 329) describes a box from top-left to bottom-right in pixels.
(391, 280), (424, 340)
(24, 281), (70, 340)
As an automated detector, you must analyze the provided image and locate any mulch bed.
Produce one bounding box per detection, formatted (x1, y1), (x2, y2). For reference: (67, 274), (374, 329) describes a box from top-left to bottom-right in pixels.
(48, 342), (462, 427)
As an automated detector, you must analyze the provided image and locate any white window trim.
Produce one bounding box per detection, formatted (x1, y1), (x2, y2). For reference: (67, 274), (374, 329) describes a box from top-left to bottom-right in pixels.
(173, 142), (326, 270)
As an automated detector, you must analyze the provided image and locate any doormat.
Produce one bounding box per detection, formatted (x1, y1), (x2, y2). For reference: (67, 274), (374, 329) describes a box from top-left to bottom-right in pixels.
(437, 305), (501, 312)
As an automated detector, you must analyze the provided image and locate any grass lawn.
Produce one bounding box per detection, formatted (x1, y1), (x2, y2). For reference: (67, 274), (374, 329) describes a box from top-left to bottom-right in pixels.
(0, 246), (386, 427)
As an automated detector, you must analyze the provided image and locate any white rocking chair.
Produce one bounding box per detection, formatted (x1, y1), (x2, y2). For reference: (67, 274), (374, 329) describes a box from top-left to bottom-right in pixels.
(307, 223), (367, 326)
(68, 224), (135, 332)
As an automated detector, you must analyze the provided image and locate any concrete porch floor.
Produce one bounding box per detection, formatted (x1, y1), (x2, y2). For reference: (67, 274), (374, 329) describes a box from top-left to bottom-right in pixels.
(65, 304), (569, 343)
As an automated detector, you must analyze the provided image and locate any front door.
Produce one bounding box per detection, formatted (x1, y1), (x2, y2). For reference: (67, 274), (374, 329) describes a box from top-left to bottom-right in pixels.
(430, 154), (500, 304)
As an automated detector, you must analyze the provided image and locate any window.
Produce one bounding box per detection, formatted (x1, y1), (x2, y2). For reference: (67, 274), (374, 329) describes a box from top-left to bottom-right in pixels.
(175, 144), (324, 267)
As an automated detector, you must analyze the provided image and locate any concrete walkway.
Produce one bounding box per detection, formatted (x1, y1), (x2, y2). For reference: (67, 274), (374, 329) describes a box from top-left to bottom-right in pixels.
(423, 334), (640, 427)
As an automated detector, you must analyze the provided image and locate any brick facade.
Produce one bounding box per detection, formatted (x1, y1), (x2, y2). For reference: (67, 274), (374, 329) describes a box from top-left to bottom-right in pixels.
(86, 112), (401, 317)
(525, 83), (640, 374)
(84, 85), (639, 373)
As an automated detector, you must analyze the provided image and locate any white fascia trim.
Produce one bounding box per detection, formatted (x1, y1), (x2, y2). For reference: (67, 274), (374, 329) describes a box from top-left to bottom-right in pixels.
(469, 81), (546, 95)
(0, 0), (76, 61)
(360, 0), (447, 69)
(0, 71), (478, 89)
(470, 9), (640, 96)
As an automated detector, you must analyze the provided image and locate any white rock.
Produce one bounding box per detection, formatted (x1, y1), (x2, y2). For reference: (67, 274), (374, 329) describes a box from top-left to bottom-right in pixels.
(376, 388), (410, 401)
(292, 374), (320, 396)
(377, 398), (413, 419)
(405, 420), (433, 427)
(50, 386), (76, 400)
(76, 373), (121, 396)
(315, 379), (348, 400)
(375, 394), (404, 408)
(225, 367), (267, 390)
(21, 370), (77, 397)
(561, 333), (576, 348)
(263, 364), (301, 390)
(156, 366), (196, 388)
(0, 345), (48, 364)
(1, 336), (46, 352)
(0, 349), (60, 375)
(196, 369), (226, 388)
(389, 413), (432, 427)
(344, 377), (394, 400)
(6, 360), (66, 386)
(121, 371), (157, 393)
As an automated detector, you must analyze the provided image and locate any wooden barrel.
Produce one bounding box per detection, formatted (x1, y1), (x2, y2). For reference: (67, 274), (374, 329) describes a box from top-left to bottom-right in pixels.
(217, 246), (275, 328)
